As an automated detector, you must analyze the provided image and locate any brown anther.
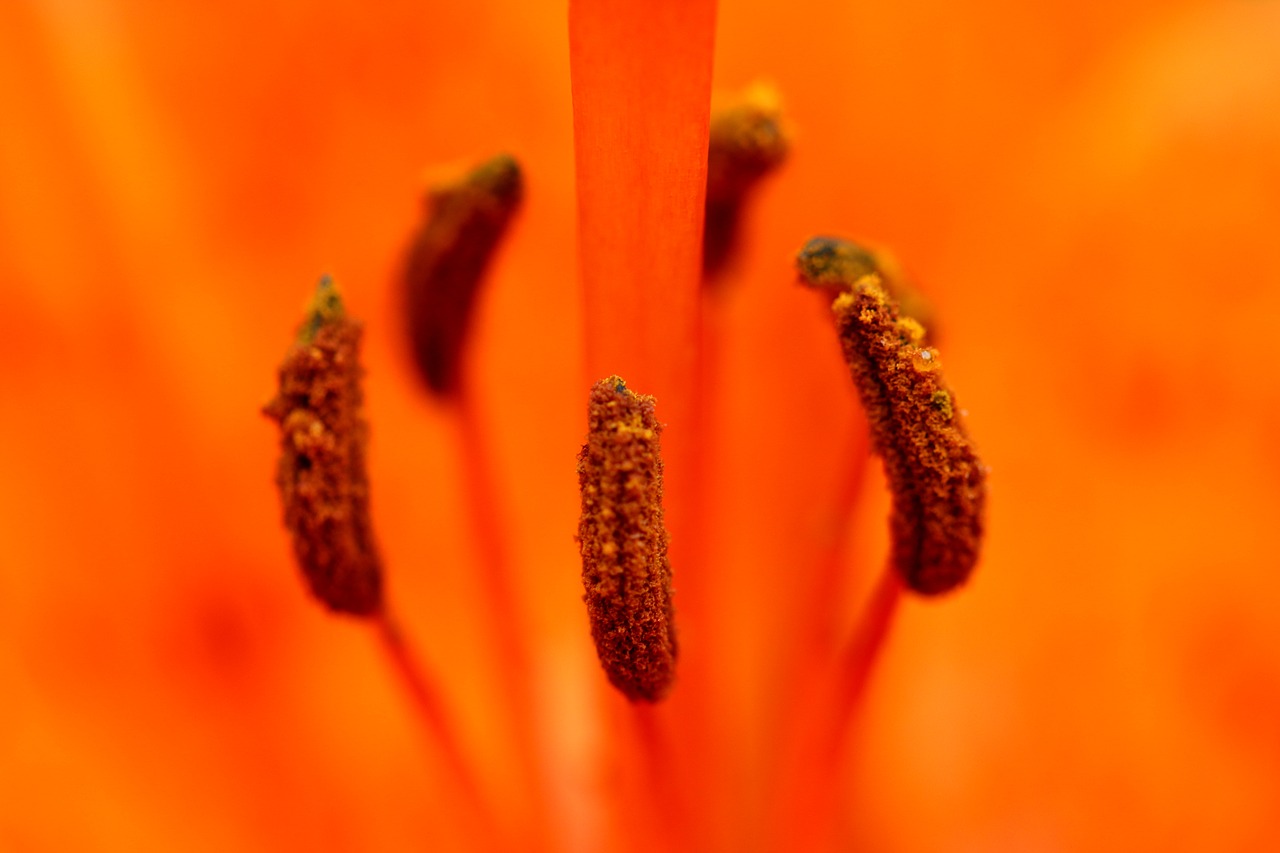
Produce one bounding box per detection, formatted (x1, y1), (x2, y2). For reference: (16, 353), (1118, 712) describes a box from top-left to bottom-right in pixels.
(704, 84), (789, 279)
(404, 154), (523, 396)
(263, 277), (383, 616)
(801, 255), (986, 595)
(796, 236), (938, 341)
(577, 377), (677, 701)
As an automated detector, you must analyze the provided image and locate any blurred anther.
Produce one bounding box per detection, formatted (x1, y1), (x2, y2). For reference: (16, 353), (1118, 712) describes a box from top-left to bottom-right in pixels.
(704, 83), (789, 280)
(263, 277), (383, 616)
(404, 154), (523, 396)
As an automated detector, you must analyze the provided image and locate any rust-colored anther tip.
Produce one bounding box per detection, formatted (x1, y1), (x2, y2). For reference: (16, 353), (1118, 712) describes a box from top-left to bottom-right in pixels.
(795, 236), (880, 290)
(810, 260), (986, 596)
(797, 236), (938, 340)
(577, 376), (677, 701)
(404, 154), (523, 397)
(704, 83), (790, 279)
(263, 276), (384, 616)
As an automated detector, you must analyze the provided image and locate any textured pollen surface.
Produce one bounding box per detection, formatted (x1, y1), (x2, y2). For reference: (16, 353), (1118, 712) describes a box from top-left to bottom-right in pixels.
(263, 280), (383, 616)
(403, 154), (523, 396)
(577, 376), (677, 702)
(831, 277), (986, 595)
(797, 235), (938, 342)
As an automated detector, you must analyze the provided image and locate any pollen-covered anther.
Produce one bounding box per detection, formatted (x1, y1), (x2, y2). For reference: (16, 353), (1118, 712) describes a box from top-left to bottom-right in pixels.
(795, 236), (881, 290)
(577, 376), (677, 701)
(403, 154), (523, 396)
(704, 83), (790, 278)
(797, 235), (938, 340)
(263, 277), (383, 616)
(820, 268), (987, 595)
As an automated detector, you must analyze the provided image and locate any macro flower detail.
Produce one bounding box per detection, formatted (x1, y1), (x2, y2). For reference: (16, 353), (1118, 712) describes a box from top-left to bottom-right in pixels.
(14, 0), (1277, 850)
(265, 9), (983, 845)
(799, 239), (987, 595)
(262, 277), (383, 616)
(797, 235), (937, 340)
(794, 235), (880, 288)
(703, 83), (789, 279)
(577, 376), (677, 702)
(403, 154), (523, 396)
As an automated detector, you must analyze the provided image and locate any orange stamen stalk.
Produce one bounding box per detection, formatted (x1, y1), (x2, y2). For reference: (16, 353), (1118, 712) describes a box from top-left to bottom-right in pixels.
(452, 383), (551, 844)
(771, 569), (903, 852)
(831, 567), (903, 745)
(767, 429), (875, 768)
(632, 704), (689, 851)
(805, 431), (874, 657)
(372, 612), (501, 850)
(810, 570), (903, 849)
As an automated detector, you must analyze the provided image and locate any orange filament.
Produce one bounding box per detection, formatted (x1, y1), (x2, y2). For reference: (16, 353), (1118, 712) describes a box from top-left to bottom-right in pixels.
(452, 384), (552, 842)
(777, 569), (904, 852)
(372, 613), (500, 848)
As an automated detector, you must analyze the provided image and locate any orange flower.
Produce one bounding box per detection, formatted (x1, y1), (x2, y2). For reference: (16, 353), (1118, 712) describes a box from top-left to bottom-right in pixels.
(3, 1), (1280, 851)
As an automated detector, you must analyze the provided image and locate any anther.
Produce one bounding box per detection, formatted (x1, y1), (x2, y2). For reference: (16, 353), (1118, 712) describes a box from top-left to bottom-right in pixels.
(403, 154), (523, 396)
(797, 247), (987, 595)
(795, 236), (879, 289)
(263, 276), (384, 616)
(704, 84), (789, 279)
(577, 376), (678, 701)
(797, 236), (938, 340)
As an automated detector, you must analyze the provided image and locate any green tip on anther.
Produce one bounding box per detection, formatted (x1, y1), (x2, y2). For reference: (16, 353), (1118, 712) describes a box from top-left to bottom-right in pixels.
(796, 237), (879, 289)
(298, 275), (346, 345)
(468, 154), (523, 203)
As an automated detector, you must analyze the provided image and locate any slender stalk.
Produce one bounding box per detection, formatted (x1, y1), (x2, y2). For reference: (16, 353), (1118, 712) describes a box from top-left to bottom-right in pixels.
(769, 429), (874, 748)
(452, 385), (552, 848)
(806, 431), (874, 657)
(772, 569), (903, 851)
(830, 568), (902, 740)
(372, 612), (497, 847)
(633, 703), (688, 853)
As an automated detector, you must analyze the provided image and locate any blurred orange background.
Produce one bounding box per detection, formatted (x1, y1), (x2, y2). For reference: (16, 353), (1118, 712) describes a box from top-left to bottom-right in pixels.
(2, 0), (1279, 850)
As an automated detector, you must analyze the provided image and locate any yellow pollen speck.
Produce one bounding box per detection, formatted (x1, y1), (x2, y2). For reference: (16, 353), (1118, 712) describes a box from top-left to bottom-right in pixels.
(897, 317), (925, 346)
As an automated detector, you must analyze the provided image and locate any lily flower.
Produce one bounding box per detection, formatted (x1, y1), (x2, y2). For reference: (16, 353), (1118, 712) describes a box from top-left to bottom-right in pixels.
(3, 0), (1280, 851)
